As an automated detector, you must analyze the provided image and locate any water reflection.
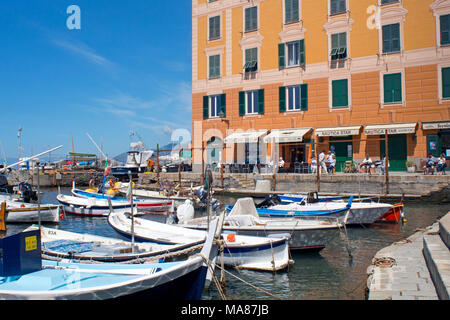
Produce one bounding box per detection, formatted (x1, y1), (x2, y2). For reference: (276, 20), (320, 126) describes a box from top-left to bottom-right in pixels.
(4, 187), (450, 300)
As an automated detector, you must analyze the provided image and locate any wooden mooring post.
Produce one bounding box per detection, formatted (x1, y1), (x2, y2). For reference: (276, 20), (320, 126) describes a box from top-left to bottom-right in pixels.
(384, 132), (390, 195)
(156, 144), (160, 184)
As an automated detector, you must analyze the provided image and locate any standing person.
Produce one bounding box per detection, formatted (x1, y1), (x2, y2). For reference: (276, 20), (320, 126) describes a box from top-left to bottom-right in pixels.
(310, 152), (317, 174)
(318, 150), (328, 174)
(437, 153), (447, 175)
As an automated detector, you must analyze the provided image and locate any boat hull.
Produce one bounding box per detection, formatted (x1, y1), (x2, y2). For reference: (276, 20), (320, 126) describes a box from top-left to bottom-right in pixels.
(377, 203), (404, 223)
(5, 205), (60, 223)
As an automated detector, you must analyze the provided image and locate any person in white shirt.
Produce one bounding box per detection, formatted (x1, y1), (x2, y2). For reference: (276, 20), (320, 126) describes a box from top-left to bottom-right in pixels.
(310, 152), (317, 173)
(359, 154), (374, 174)
(437, 154), (447, 175)
(318, 150), (328, 174)
(327, 154), (336, 174)
(278, 157), (285, 168)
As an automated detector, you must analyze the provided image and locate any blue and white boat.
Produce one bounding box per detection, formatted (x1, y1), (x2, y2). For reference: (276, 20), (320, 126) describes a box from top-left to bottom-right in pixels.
(108, 209), (291, 272)
(71, 188), (173, 213)
(226, 196), (354, 220)
(0, 220), (220, 300)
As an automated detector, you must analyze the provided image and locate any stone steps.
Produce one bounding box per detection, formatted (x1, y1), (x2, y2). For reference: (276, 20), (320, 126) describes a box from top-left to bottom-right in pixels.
(422, 213), (450, 300)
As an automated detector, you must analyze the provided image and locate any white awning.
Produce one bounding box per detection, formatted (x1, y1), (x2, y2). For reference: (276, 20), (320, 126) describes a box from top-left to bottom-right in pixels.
(315, 126), (362, 137)
(263, 128), (312, 143)
(422, 121), (450, 130)
(224, 130), (267, 144)
(364, 123), (417, 135)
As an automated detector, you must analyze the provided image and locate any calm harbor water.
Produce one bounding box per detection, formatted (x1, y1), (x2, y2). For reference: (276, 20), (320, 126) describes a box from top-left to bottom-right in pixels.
(5, 188), (450, 300)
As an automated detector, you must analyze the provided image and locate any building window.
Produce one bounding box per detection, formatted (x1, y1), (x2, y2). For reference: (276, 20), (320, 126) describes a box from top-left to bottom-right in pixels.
(382, 23), (400, 53)
(381, 0), (399, 5)
(246, 90), (259, 114)
(443, 67), (450, 99)
(330, 32), (347, 60)
(203, 94), (226, 119)
(209, 16), (220, 41)
(330, 0), (346, 15)
(209, 95), (220, 118)
(441, 14), (450, 46)
(245, 6), (258, 32)
(383, 73), (402, 104)
(244, 48), (258, 73)
(278, 40), (305, 69)
(285, 0), (299, 24)
(286, 84), (308, 111)
(239, 89), (265, 116)
(332, 79), (348, 108)
(209, 54), (220, 79)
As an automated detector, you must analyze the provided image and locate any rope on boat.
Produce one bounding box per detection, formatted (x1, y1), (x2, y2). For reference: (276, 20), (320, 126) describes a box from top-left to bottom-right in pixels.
(199, 252), (228, 300)
(372, 257), (397, 268)
(211, 262), (283, 300)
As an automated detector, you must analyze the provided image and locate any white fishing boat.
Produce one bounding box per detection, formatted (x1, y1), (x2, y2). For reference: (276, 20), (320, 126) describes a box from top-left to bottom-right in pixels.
(261, 194), (392, 225)
(0, 220), (220, 300)
(181, 198), (342, 252)
(108, 209), (291, 271)
(37, 226), (205, 263)
(71, 188), (173, 212)
(0, 194), (60, 223)
(57, 193), (171, 221)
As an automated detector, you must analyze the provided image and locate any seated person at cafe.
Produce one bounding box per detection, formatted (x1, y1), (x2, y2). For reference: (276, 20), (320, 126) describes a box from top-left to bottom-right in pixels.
(424, 154), (436, 175)
(310, 153), (317, 173)
(327, 153), (336, 174)
(436, 153), (447, 175)
(359, 155), (374, 174)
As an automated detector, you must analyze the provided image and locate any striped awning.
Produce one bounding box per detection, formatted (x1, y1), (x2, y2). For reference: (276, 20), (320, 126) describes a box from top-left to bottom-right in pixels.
(315, 126), (362, 137)
(263, 128), (312, 143)
(224, 130), (268, 144)
(364, 123), (417, 135)
(422, 121), (450, 130)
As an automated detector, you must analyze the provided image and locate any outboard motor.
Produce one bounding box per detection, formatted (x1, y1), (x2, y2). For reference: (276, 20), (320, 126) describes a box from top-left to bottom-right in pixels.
(18, 182), (38, 203)
(256, 194), (282, 209)
(306, 192), (319, 204)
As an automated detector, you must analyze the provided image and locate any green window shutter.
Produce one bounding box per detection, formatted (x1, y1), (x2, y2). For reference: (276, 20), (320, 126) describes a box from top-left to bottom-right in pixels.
(278, 43), (285, 69)
(279, 86), (286, 112)
(292, 0), (299, 22)
(245, 7), (257, 32)
(258, 89), (265, 114)
(203, 96), (209, 119)
(332, 79), (348, 108)
(383, 23), (400, 53)
(209, 55), (220, 79)
(384, 73), (402, 103)
(219, 93), (226, 117)
(299, 39), (305, 65)
(239, 91), (246, 116)
(300, 84), (308, 111)
(443, 67), (450, 99)
(441, 15), (450, 46)
(285, 0), (292, 24)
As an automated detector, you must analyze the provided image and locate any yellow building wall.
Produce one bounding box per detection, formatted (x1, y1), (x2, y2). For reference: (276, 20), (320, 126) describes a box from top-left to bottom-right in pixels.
(303, 0), (328, 64)
(404, 0), (436, 51)
(259, 0), (283, 71)
(349, 0), (379, 59)
(232, 6), (243, 75)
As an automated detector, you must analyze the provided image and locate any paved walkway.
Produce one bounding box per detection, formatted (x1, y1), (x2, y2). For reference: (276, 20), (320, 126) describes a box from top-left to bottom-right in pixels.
(366, 223), (439, 300)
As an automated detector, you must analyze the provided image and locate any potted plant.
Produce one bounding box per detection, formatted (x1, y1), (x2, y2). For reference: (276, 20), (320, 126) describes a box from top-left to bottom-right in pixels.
(406, 161), (416, 173)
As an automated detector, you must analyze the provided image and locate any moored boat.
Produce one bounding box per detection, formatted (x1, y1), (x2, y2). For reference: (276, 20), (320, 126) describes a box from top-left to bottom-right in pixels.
(377, 202), (404, 223)
(182, 198), (341, 252)
(108, 209), (291, 271)
(0, 219), (221, 300)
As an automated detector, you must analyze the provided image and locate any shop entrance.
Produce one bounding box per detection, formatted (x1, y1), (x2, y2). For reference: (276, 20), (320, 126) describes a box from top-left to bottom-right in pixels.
(329, 136), (353, 172)
(380, 134), (407, 171)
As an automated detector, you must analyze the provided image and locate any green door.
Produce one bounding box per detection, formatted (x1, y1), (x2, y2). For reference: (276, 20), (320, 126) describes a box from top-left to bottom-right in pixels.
(330, 136), (353, 172)
(426, 134), (441, 158)
(380, 134), (407, 171)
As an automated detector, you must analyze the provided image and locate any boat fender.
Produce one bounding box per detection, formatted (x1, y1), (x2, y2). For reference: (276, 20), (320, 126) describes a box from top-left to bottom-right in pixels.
(226, 233), (236, 242)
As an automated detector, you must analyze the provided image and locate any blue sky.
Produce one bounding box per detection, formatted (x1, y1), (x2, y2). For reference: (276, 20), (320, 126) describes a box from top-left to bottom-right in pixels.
(0, 0), (192, 162)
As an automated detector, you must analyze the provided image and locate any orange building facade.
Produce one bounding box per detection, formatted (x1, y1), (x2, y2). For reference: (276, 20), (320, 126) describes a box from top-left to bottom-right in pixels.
(192, 0), (450, 172)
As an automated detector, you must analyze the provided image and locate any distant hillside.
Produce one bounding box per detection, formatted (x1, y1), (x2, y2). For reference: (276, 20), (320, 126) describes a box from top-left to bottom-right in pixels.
(113, 142), (179, 164)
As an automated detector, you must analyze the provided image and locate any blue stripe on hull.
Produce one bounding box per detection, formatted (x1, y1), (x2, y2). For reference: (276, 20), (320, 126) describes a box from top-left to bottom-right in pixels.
(115, 266), (207, 300)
